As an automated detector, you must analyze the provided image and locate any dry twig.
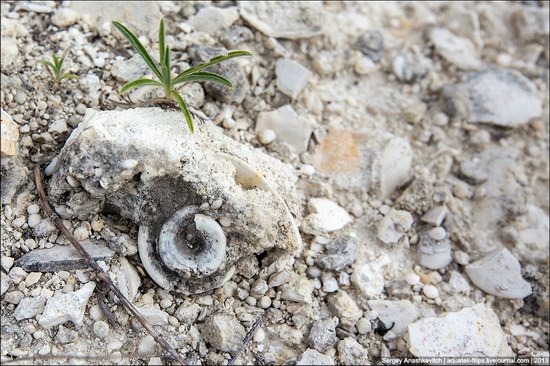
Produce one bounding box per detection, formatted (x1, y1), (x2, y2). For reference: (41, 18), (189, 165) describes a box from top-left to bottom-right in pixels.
(33, 166), (185, 366)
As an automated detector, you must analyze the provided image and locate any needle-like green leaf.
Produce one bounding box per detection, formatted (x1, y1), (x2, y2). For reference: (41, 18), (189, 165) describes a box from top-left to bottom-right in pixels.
(174, 50), (251, 80)
(60, 74), (79, 80)
(170, 90), (194, 134)
(161, 46), (171, 85)
(37, 59), (56, 70)
(120, 78), (164, 94)
(172, 71), (232, 88)
(159, 19), (165, 66)
(112, 21), (163, 81)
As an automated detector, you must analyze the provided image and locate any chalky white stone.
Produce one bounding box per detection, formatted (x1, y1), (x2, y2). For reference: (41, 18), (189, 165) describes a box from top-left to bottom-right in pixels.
(39, 282), (96, 328)
(465, 247), (532, 299)
(275, 59), (312, 99)
(408, 304), (513, 357)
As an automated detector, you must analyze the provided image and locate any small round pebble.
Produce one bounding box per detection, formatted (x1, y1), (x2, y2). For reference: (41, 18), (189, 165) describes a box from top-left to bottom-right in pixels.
(15, 91), (27, 104)
(138, 335), (157, 356)
(257, 129), (276, 145)
(37, 100), (48, 110)
(222, 118), (236, 129)
(300, 164), (315, 176)
(160, 298), (172, 309)
(246, 296), (257, 306)
(27, 204), (40, 215)
(432, 112), (449, 126)
(89, 305), (104, 321)
(405, 272), (420, 286)
(428, 227), (446, 241)
(356, 318), (371, 335)
(422, 284), (439, 299)
(76, 103), (87, 115)
(93, 321), (109, 338)
(28, 214), (42, 228)
(259, 296), (271, 309)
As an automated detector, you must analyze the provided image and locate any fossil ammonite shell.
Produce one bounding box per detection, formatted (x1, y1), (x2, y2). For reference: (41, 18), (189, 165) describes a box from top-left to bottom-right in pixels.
(47, 108), (302, 294)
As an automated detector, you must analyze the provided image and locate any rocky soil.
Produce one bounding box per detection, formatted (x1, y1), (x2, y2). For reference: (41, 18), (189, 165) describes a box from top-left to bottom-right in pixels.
(1, 1), (549, 365)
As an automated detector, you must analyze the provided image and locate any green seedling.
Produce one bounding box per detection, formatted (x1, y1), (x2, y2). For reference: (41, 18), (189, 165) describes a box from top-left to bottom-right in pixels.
(112, 19), (251, 133)
(38, 48), (78, 85)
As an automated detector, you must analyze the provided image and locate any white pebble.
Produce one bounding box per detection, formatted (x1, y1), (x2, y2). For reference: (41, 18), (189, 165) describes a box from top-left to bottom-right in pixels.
(405, 272), (420, 286)
(28, 214), (42, 228)
(27, 204), (40, 215)
(37, 101), (48, 110)
(259, 296), (271, 309)
(93, 320), (109, 338)
(300, 164), (315, 176)
(257, 129), (276, 145)
(422, 284), (439, 299)
(15, 91), (27, 104)
(428, 227), (446, 241)
(356, 318), (371, 335)
(89, 305), (104, 321)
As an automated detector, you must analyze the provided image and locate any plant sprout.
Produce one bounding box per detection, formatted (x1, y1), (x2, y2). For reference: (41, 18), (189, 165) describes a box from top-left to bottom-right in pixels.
(112, 19), (251, 133)
(38, 48), (78, 85)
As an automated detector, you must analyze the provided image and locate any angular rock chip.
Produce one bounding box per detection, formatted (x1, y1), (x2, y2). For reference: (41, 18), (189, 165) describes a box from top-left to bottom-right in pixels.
(16, 240), (115, 272)
(465, 247), (532, 299)
(255, 105), (315, 154)
(39, 282), (96, 328)
(443, 67), (542, 127)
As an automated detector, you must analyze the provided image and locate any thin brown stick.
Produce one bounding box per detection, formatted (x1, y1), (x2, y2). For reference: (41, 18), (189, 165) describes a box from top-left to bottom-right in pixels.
(2, 352), (139, 365)
(33, 166), (185, 366)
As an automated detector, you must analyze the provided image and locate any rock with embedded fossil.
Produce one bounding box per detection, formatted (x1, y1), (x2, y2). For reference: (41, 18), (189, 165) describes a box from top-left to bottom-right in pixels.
(46, 107), (302, 294)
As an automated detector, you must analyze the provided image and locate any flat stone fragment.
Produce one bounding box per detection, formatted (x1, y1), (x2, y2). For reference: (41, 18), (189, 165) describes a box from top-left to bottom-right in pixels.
(297, 348), (334, 365)
(275, 59), (312, 99)
(337, 337), (369, 365)
(351, 256), (391, 298)
(327, 290), (362, 327)
(16, 240), (115, 272)
(281, 274), (314, 304)
(430, 27), (481, 70)
(377, 209), (414, 244)
(316, 235), (357, 271)
(136, 307), (169, 326)
(465, 247), (532, 299)
(255, 105), (315, 154)
(1, 109), (19, 157)
(443, 67), (542, 127)
(367, 300), (418, 336)
(309, 318), (337, 352)
(39, 282), (96, 328)
(239, 1), (325, 39)
(198, 313), (246, 354)
(421, 205), (447, 226)
(301, 198), (352, 235)
(408, 304), (513, 357)
(14, 296), (46, 320)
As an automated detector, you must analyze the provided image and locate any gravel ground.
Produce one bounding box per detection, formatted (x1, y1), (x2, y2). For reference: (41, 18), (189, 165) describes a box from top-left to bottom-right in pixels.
(1, 1), (549, 365)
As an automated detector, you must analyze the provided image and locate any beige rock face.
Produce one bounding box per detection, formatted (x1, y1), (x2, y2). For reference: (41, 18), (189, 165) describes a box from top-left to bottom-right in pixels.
(1, 109), (19, 157)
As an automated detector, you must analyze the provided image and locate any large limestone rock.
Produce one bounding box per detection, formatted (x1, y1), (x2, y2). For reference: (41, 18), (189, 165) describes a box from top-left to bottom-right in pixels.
(47, 108), (302, 295)
(408, 304), (513, 357)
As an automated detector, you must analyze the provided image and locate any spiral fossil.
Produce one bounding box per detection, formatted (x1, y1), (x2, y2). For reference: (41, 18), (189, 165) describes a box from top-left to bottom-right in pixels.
(47, 108), (302, 295)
